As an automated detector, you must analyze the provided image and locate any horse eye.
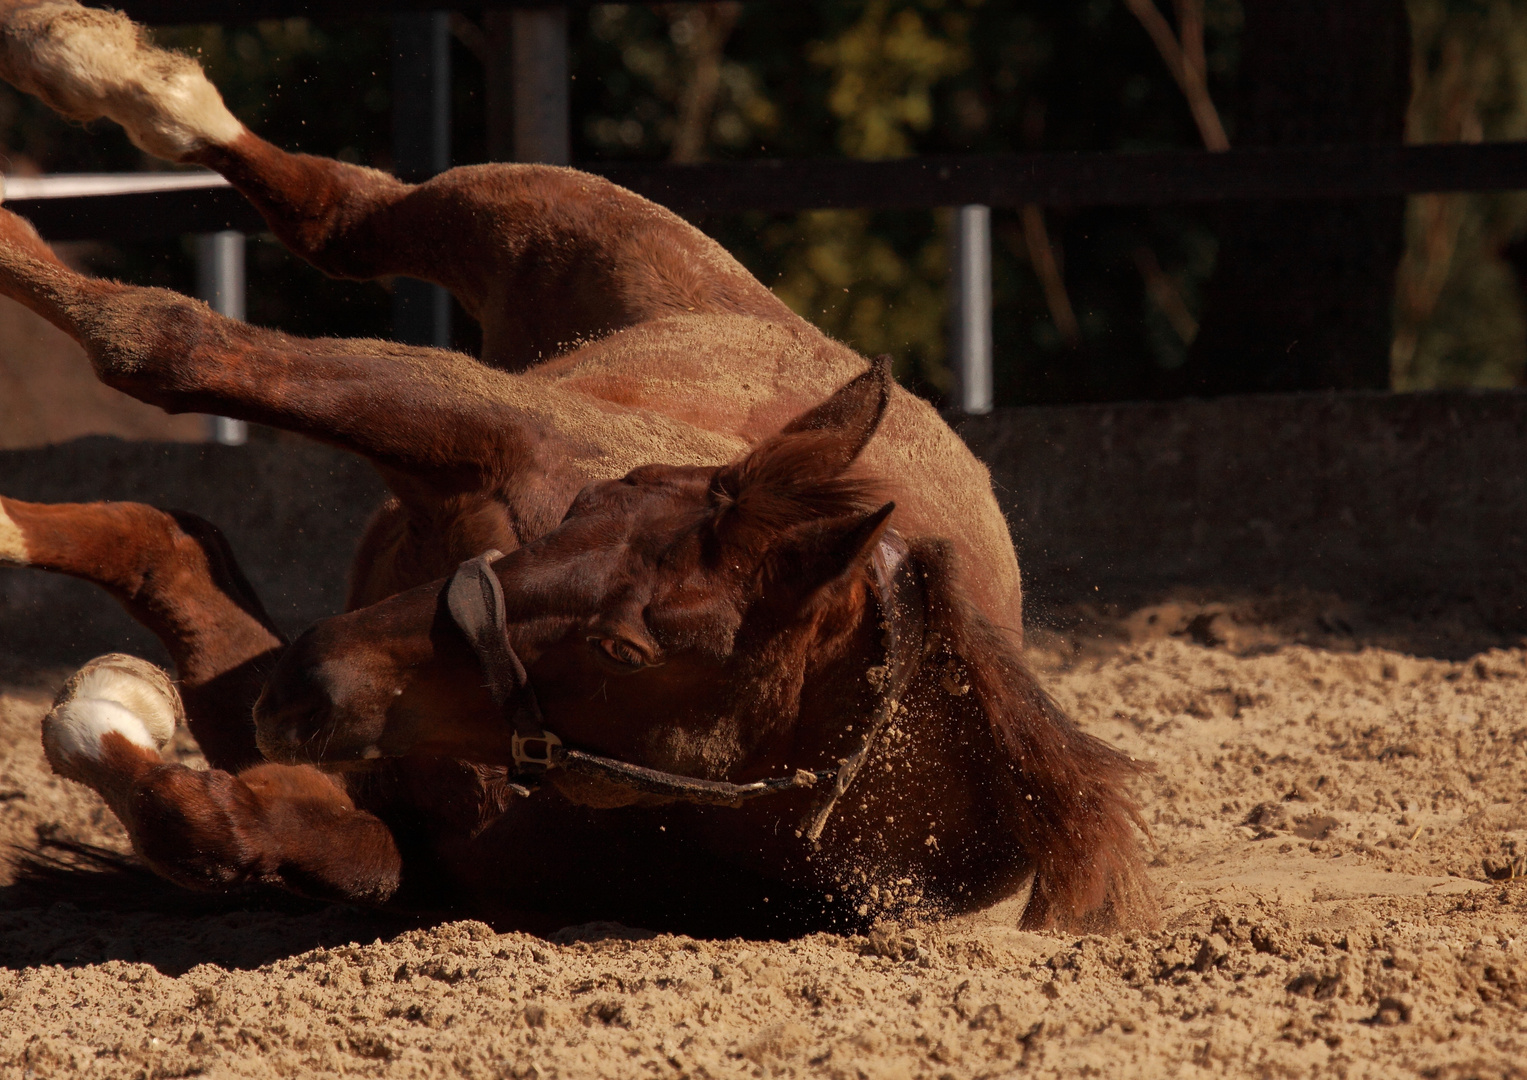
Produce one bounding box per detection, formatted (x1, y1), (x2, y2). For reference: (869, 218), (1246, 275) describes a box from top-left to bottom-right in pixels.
(595, 637), (646, 668)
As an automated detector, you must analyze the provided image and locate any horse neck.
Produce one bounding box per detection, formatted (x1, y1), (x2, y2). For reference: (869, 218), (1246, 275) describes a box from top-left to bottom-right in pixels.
(790, 585), (891, 761)
(789, 574), (1034, 912)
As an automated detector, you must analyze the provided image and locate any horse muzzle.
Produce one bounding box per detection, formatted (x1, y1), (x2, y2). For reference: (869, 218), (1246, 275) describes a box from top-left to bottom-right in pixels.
(254, 622), (403, 768)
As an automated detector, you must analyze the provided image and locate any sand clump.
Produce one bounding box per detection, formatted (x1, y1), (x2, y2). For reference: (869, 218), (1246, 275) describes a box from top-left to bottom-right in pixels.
(2, 605), (1527, 1078)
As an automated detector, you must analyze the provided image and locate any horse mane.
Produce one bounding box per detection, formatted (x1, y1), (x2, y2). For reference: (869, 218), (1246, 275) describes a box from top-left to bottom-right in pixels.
(699, 362), (1152, 931)
(909, 538), (1158, 932)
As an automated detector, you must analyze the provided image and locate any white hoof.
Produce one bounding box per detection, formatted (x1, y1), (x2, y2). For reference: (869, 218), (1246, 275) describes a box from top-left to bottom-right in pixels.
(0, 1), (244, 161)
(42, 654), (183, 776)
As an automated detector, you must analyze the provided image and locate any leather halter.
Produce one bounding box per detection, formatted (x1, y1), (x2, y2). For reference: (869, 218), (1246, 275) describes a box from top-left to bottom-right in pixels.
(445, 535), (925, 839)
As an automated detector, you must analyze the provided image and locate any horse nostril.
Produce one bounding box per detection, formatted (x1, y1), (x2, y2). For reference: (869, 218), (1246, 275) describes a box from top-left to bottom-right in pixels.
(254, 660), (336, 762)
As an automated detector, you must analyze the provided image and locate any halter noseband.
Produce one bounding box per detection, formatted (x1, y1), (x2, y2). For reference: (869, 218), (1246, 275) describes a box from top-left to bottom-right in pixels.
(444, 535), (925, 839)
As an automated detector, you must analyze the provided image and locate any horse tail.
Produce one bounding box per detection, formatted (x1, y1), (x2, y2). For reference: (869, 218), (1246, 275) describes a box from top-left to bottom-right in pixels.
(911, 539), (1158, 932)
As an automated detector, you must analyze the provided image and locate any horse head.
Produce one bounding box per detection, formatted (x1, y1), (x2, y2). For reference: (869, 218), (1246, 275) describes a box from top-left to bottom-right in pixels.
(254, 361), (899, 802)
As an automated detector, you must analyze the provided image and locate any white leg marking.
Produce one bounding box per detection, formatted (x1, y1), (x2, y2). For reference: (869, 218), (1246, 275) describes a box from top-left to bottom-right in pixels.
(66, 662), (180, 748)
(43, 654), (182, 783)
(0, 1), (245, 161)
(43, 696), (159, 768)
(0, 500), (26, 565)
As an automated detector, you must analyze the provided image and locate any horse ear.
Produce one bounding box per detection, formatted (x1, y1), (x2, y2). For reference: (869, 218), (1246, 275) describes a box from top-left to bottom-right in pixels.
(757, 502), (895, 609)
(777, 354), (893, 470)
(711, 359), (891, 543)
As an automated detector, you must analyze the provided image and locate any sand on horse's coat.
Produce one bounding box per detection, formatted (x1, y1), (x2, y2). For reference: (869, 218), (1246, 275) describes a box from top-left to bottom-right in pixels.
(0, 1), (244, 160)
(3, 599), (1525, 1078)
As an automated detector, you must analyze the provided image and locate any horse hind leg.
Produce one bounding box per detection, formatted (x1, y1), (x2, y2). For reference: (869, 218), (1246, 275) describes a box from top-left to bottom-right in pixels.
(0, 0), (797, 368)
(39, 654), (402, 903)
(0, 1), (241, 161)
(1, 494), (282, 772)
(0, 3), (453, 307)
(0, 0), (514, 361)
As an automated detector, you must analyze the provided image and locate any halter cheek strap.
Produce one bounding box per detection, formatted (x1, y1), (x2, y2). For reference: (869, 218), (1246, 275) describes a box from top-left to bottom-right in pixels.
(446, 550), (552, 765)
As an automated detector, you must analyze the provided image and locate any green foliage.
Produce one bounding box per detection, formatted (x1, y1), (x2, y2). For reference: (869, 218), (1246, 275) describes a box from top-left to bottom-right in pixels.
(574, 0), (1242, 403)
(1395, 0), (1527, 390)
(781, 0), (967, 390)
(579, 4), (776, 158)
(810, 0), (970, 160)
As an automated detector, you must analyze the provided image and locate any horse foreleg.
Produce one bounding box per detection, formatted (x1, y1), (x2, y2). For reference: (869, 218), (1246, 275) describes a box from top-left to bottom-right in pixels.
(0, 209), (566, 508)
(1, 495), (280, 771)
(41, 654), (400, 903)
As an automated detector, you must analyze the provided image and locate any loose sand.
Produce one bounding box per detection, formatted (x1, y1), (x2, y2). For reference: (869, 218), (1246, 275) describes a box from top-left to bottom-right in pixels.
(2, 597), (1526, 1078)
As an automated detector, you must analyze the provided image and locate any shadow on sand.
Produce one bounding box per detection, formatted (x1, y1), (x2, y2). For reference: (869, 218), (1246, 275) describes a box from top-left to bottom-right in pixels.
(0, 839), (419, 975)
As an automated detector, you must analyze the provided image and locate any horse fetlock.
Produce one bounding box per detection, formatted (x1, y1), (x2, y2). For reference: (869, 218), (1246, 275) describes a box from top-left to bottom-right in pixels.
(0, 1), (243, 161)
(42, 654), (183, 781)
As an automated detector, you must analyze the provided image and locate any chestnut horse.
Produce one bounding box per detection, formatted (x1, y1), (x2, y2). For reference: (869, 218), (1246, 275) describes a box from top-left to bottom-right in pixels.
(0, 0), (1149, 934)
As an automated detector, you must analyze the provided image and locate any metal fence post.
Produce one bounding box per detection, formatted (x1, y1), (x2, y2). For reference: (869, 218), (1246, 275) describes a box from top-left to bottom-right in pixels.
(950, 204), (993, 414)
(195, 230), (248, 445)
(392, 10), (452, 347)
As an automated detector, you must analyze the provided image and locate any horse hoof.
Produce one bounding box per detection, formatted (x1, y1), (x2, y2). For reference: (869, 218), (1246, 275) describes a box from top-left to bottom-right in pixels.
(42, 654), (184, 778)
(0, 0), (244, 161)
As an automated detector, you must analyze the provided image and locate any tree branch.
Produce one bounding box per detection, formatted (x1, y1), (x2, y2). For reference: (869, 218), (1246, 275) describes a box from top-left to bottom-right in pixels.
(1123, 0), (1229, 152)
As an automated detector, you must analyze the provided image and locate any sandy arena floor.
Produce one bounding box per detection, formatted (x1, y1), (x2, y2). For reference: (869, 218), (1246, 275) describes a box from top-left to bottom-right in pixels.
(2, 598), (1526, 1079)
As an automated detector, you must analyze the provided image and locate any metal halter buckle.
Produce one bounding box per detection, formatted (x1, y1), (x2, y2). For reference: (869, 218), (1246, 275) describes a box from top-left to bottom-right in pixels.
(512, 730), (563, 770)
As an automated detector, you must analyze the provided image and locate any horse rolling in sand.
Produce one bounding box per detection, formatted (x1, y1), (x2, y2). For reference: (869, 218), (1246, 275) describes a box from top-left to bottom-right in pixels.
(0, 1), (1150, 934)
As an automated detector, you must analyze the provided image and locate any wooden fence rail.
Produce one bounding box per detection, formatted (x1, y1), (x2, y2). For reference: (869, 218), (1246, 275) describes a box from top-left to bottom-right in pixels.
(36, 0), (1526, 414)
(600, 142), (1527, 213)
(10, 141), (1527, 243)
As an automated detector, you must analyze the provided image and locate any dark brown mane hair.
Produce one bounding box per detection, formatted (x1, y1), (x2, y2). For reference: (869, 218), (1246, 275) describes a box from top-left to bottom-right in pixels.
(909, 538), (1157, 930)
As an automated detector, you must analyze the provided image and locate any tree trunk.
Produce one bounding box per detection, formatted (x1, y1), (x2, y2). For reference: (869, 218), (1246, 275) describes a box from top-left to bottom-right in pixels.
(1180, 0), (1410, 394)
